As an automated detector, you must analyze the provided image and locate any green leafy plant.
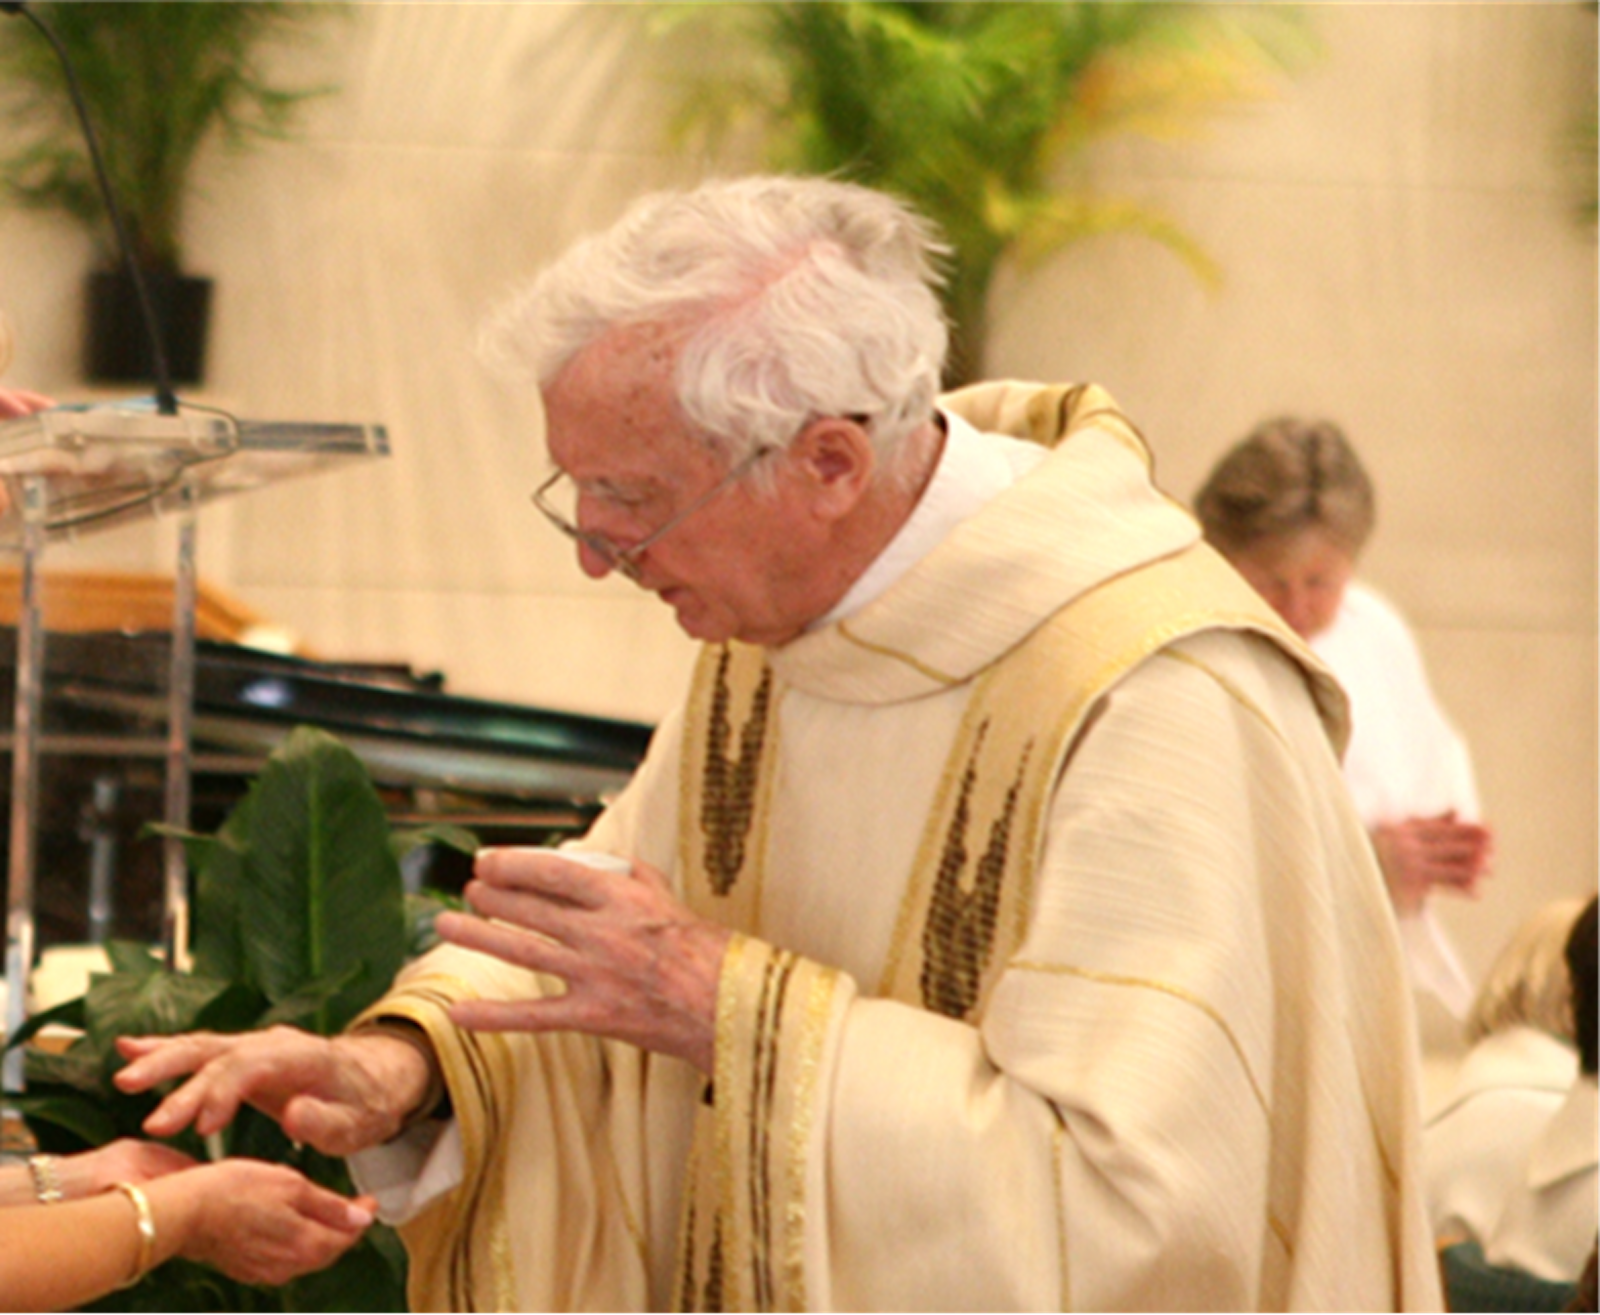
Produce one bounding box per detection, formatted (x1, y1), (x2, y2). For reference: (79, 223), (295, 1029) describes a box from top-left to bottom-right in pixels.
(0, 1), (342, 273)
(4, 726), (474, 1312)
(659, 1), (1318, 383)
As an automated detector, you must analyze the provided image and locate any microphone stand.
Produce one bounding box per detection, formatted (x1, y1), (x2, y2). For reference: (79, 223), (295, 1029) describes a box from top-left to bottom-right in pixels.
(2, 1), (187, 1086)
(3, 0), (180, 415)
(0, 3), (388, 1090)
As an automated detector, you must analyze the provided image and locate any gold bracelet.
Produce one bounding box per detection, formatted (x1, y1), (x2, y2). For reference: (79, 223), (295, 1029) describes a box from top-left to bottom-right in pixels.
(111, 1181), (157, 1288)
(27, 1153), (63, 1204)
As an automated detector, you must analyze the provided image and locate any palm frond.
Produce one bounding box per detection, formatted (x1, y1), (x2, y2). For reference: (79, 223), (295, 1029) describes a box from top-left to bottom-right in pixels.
(0, 1), (343, 269)
(660, 1), (1316, 381)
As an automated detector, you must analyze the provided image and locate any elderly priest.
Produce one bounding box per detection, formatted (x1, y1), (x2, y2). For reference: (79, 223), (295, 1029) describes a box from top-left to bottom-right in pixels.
(117, 174), (1441, 1313)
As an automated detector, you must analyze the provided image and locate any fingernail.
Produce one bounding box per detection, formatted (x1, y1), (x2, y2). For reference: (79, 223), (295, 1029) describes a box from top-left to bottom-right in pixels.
(348, 1204), (374, 1228)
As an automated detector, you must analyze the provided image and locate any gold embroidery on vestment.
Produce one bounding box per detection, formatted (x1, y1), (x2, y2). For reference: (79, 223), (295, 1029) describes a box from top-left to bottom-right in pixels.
(701, 649), (774, 895)
(781, 963), (835, 1311)
(682, 644), (780, 935)
(922, 721), (1034, 1018)
(670, 451), (1339, 1308)
(681, 937), (839, 1311)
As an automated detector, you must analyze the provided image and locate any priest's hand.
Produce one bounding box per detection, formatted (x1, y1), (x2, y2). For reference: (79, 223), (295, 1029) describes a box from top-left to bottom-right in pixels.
(113, 1025), (436, 1155)
(436, 848), (731, 1076)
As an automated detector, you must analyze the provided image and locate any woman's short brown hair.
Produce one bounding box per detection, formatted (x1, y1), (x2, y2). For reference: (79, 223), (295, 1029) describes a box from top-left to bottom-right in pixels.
(1195, 416), (1376, 556)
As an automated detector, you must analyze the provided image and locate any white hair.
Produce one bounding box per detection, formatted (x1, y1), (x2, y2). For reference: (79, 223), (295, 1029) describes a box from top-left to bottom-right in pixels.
(479, 175), (951, 472)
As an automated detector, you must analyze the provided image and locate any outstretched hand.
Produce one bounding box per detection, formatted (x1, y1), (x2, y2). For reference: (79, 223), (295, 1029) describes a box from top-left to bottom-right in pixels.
(114, 1025), (434, 1156)
(0, 386), (54, 419)
(1373, 810), (1494, 916)
(436, 848), (731, 1075)
(155, 1159), (376, 1288)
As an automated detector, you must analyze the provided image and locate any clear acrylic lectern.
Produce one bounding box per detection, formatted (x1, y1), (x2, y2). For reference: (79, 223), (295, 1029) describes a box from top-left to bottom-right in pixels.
(0, 401), (388, 1091)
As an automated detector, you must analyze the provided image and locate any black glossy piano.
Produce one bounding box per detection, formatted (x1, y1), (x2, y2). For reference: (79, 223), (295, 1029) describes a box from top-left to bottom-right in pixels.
(0, 627), (655, 950)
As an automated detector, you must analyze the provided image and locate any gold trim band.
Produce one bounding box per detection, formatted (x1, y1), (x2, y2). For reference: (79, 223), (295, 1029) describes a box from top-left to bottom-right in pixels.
(112, 1181), (158, 1288)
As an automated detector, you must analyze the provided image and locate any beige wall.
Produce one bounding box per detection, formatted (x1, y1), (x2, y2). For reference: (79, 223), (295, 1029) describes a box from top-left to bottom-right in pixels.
(1, 3), (1594, 1053)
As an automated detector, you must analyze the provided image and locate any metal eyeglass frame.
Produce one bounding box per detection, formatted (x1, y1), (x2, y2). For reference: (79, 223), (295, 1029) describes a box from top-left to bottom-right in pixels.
(530, 445), (774, 582)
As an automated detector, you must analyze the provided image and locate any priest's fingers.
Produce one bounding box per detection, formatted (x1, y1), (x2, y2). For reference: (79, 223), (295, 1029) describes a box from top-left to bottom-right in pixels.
(439, 900), (729, 1073)
(117, 1027), (343, 1141)
(461, 851), (661, 949)
(115, 1038), (426, 1162)
(447, 996), (574, 1035)
(472, 847), (625, 908)
(434, 908), (584, 979)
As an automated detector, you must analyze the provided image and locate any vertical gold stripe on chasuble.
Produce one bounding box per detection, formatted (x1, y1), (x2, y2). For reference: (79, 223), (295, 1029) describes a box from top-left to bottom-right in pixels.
(686, 936), (839, 1312)
(781, 964), (835, 1311)
(878, 540), (1323, 1025)
(749, 948), (794, 1311)
(680, 642), (781, 933)
(708, 936), (754, 1310)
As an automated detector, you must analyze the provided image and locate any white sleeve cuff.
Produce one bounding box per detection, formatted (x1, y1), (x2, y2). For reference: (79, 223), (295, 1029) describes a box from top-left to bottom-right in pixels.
(348, 1117), (465, 1225)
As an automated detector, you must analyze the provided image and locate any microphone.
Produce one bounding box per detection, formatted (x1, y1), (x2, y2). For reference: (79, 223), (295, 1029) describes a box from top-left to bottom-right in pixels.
(4, 1), (179, 414)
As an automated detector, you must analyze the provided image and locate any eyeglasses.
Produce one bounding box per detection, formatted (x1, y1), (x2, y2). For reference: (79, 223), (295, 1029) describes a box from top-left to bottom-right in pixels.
(531, 445), (774, 581)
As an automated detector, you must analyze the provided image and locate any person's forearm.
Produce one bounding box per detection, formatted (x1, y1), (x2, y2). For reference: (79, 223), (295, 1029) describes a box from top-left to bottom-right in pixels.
(0, 1161), (35, 1208)
(0, 1188), (180, 1311)
(0, 1153), (104, 1207)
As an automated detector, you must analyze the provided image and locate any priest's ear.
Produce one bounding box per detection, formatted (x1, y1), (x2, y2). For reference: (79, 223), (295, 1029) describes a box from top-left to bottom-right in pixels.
(787, 416), (875, 521)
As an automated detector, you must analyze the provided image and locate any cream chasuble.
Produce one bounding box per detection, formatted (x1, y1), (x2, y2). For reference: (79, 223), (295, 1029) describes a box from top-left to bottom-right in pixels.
(368, 382), (1442, 1312)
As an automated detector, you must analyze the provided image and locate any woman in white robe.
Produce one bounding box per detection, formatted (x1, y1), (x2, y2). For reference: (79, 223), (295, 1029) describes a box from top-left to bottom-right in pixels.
(1196, 417), (1493, 1016)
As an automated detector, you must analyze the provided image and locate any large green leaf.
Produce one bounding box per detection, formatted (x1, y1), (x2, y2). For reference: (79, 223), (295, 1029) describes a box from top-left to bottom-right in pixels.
(1, 992), (86, 1052)
(255, 964), (365, 1032)
(235, 727), (408, 1035)
(286, 1229), (408, 1312)
(152, 796), (256, 985)
(83, 968), (237, 1063)
(9, 726), (414, 1311)
(405, 887), (465, 958)
(390, 820), (481, 864)
(8, 1084), (119, 1148)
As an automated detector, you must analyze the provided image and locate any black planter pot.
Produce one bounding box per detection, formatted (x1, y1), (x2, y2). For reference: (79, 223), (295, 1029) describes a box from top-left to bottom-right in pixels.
(84, 267), (213, 387)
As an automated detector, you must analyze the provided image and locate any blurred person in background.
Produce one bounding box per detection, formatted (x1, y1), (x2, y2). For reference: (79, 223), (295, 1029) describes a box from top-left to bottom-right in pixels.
(1481, 894), (1598, 1284)
(1196, 416), (1494, 1016)
(1425, 898), (1585, 1247)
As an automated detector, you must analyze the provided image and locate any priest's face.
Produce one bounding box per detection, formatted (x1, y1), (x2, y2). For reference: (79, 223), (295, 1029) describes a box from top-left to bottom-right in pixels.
(1226, 526), (1355, 640)
(538, 327), (834, 647)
